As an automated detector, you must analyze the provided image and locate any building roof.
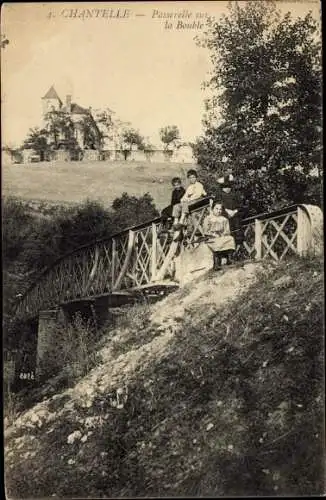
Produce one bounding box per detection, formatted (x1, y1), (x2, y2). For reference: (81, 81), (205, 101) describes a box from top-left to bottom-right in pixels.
(61, 103), (89, 115)
(42, 85), (62, 104)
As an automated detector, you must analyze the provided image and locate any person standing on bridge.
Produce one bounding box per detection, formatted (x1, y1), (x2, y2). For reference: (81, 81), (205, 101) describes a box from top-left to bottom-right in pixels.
(203, 203), (236, 270)
(214, 174), (245, 250)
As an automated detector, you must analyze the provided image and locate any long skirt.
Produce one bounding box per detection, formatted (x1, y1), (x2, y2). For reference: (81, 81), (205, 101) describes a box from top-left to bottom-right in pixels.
(206, 234), (236, 252)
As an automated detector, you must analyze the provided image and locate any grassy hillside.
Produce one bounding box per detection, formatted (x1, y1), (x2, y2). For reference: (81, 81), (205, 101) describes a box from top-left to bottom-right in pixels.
(2, 160), (195, 210)
(4, 256), (324, 497)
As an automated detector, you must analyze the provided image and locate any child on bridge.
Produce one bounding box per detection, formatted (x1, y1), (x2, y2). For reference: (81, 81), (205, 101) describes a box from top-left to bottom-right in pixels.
(172, 169), (207, 228)
(203, 203), (236, 271)
(160, 177), (185, 232)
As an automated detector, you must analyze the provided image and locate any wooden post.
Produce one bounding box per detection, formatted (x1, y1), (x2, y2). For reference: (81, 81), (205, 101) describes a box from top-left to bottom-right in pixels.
(297, 206), (311, 256)
(151, 223), (157, 281)
(255, 218), (263, 260)
(111, 238), (116, 289)
(113, 230), (135, 291)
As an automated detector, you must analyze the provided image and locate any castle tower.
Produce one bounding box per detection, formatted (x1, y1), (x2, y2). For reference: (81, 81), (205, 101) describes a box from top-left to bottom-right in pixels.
(42, 86), (62, 116)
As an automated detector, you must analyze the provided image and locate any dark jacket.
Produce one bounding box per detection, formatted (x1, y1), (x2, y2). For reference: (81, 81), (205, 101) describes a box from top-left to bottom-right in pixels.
(220, 190), (241, 210)
(161, 187), (186, 221)
(171, 187), (185, 206)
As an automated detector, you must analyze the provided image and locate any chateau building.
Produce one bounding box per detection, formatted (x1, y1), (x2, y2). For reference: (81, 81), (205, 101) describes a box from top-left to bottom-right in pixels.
(42, 86), (101, 158)
(12, 86), (197, 164)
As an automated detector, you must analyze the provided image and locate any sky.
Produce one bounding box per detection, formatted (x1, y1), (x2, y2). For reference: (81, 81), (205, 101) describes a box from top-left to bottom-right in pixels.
(1, 1), (321, 148)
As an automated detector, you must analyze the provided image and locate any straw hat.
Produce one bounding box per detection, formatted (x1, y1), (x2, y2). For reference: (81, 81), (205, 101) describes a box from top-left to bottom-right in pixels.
(217, 174), (234, 187)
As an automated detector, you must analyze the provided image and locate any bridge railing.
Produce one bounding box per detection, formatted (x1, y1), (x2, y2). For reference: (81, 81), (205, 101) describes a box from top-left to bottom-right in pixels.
(13, 215), (169, 318)
(14, 201), (322, 319)
(181, 202), (322, 262)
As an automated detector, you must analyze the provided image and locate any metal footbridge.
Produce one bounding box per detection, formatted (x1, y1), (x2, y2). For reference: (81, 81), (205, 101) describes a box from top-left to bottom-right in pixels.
(14, 199), (323, 321)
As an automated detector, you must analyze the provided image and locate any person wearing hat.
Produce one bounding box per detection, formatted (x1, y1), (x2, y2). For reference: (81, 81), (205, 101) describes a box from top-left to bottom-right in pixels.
(215, 174), (244, 249)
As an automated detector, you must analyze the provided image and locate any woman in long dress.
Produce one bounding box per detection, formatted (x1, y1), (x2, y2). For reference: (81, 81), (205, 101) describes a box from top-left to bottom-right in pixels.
(203, 203), (236, 270)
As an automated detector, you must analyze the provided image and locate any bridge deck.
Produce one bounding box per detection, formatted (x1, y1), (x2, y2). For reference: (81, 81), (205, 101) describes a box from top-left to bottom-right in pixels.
(58, 281), (180, 309)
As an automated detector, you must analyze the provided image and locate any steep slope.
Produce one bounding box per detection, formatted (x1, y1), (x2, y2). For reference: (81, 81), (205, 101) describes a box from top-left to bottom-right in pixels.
(5, 257), (324, 497)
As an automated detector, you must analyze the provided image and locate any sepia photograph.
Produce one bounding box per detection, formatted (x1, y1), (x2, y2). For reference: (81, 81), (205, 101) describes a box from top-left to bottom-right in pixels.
(2, 1), (324, 497)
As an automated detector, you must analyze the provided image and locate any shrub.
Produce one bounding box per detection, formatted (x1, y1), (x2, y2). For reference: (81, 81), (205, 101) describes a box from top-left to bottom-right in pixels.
(4, 194), (159, 276)
(2, 196), (35, 267)
(111, 192), (159, 231)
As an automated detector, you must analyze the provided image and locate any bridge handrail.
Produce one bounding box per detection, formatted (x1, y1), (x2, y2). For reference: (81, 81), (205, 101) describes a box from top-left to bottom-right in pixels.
(242, 204), (299, 224)
(14, 216), (161, 303)
(13, 201), (310, 308)
(13, 198), (212, 302)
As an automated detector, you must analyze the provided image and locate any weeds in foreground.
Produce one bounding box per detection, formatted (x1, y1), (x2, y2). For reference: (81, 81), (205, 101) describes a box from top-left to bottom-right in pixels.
(115, 302), (151, 331)
(38, 312), (102, 383)
(4, 389), (20, 427)
(111, 302), (157, 357)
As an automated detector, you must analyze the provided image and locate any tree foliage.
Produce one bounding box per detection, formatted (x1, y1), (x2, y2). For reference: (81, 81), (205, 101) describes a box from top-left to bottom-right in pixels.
(159, 125), (181, 150)
(44, 110), (76, 149)
(22, 128), (50, 160)
(3, 197), (35, 267)
(81, 114), (103, 150)
(121, 128), (145, 148)
(3, 194), (159, 278)
(194, 1), (322, 211)
(120, 128), (145, 159)
(111, 192), (159, 230)
(94, 108), (115, 146)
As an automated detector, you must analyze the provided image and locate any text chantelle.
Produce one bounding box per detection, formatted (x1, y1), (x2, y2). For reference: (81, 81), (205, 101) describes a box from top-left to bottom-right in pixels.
(61, 9), (131, 19)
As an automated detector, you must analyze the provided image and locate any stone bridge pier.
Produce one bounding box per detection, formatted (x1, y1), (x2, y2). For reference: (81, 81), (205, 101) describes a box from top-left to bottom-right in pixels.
(36, 309), (61, 378)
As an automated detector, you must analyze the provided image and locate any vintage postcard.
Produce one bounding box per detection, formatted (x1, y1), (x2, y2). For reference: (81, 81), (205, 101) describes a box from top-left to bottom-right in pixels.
(2, 1), (323, 498)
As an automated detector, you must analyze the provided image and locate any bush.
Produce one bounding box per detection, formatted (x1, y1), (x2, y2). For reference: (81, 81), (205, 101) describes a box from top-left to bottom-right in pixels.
(111, 192), (159, 231)
(2, 196), (35, 268)
(3, 194), (159, 276)
(17, 200), (115, 272)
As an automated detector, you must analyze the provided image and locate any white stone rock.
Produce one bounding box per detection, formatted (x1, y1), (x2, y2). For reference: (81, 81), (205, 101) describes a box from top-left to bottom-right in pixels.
(67, 430), (82, 444)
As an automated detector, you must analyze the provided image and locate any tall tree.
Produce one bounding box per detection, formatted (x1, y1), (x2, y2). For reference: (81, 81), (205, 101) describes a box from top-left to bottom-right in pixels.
(44, 110), (75, 149)
(22, 128), (50, 161)
(93, 107), (115, 148)
(159, 125), (181, 151)
(122, 128), (145, 149)
(194, 1), (322, 211)
(81, 113), (103, 150)
(121, 128), (145, 159)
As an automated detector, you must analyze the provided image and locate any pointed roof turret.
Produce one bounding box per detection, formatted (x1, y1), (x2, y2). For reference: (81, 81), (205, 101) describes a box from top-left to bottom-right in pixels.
(42, 85), (62, 104)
